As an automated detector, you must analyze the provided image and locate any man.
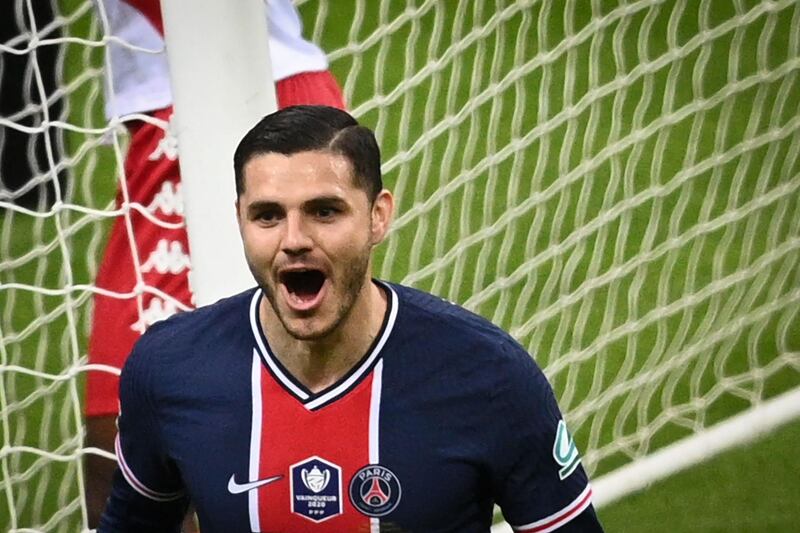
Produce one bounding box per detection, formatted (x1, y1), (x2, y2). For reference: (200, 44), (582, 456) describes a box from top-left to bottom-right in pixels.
(99, 106), (604, 532)
(85, 0), (345, 526)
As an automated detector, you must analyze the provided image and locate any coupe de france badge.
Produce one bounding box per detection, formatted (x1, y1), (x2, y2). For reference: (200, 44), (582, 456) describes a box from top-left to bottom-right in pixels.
(553, 419), (581, 480)
(290, 456), (342, 522)
(349, 464), (402, 517)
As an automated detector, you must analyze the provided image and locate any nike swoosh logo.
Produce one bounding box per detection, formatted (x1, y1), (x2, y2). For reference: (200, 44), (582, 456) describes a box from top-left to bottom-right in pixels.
(227, 474), (283, 494)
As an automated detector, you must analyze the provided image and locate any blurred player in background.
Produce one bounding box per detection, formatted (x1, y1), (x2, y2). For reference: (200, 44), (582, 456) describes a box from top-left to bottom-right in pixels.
(85, 0), (345, 526)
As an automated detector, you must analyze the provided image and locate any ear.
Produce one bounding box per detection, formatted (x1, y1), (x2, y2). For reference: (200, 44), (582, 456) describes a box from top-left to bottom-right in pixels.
(370, 189), (394, 245)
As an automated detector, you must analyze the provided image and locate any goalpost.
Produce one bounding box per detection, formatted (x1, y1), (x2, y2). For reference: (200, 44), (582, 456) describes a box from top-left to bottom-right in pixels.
(1, 0), (799, 531)
(158, 0), (275, 306)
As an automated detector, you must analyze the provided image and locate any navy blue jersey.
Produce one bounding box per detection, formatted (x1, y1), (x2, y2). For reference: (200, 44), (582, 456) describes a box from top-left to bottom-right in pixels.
(100, 282), (602, 532)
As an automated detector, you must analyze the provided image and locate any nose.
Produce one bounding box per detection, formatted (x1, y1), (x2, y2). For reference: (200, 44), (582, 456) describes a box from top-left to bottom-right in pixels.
(281, 212), (313, 255)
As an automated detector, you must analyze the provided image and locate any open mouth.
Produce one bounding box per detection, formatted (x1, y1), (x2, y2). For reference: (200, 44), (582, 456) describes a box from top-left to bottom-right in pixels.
(279, 269), (327, 308)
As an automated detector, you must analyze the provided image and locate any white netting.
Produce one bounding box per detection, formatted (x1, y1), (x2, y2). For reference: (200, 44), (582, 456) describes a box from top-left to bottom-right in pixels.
(0, 0), (167, 530)
(299, 0), (800, 474)
(1, 0), (799, 530)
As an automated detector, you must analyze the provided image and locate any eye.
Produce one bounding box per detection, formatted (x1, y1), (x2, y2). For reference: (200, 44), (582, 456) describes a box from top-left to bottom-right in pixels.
(255, 208), (282, 224)
(316, 206), (339, 219)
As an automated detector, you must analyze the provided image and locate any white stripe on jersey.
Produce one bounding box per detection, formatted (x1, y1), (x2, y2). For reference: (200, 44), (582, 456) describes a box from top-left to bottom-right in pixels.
(115, 435), (184, 502)
(369, 359), (384, 533)
(248, 350), (264, 531)
(512, 484), (593, 532)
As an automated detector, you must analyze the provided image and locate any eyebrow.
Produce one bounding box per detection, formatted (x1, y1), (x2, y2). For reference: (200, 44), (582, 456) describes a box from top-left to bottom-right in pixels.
(303, 196), (349, 209)
(245, 200), (282, 217)
(245, 196), (349, 216)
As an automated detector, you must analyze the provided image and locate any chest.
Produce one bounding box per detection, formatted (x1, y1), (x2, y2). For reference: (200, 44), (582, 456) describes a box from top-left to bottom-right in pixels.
(157, 354), (496, 532)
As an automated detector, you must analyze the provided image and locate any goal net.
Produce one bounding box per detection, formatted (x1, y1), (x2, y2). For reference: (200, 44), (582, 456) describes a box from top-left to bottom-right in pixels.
(1, 0), (799, 530)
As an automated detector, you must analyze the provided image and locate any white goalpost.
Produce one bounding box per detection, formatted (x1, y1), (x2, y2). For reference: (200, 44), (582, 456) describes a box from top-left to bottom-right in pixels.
(1, 1), (799, 531)
(159, 0), (275, 306)
(1, 0), (274, 529)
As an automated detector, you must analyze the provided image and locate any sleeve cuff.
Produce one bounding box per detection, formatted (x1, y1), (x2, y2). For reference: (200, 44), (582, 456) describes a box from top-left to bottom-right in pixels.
(115, 434), (184, 502)
(511, 484), (593, 532)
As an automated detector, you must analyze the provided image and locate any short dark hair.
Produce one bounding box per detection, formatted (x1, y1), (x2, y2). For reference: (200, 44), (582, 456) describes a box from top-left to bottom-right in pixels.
(233, 105), (382, 201)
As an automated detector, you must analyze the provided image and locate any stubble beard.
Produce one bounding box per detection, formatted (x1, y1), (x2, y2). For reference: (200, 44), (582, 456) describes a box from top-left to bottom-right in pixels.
(249, 245), (372, 342)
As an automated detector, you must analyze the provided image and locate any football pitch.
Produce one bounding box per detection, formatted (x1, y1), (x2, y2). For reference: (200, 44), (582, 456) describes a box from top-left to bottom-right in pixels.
(600, 419), (800, 532)
(1, 0), (799, 531)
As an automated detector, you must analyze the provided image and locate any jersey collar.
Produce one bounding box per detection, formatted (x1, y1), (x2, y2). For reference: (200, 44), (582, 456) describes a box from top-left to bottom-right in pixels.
(248, 280), (398, 410)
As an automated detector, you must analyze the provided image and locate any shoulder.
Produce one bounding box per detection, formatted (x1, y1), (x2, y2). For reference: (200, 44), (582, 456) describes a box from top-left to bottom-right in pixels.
(384, 281), (537, 372)
(120, 288), (257, 401)
(141, 288), (254, 342)
(126, 288), (257, 368)
(381, 282), (556, 446)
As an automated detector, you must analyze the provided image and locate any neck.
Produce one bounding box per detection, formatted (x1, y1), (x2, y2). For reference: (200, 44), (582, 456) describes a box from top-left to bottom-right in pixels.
(260, 279), (387, 393)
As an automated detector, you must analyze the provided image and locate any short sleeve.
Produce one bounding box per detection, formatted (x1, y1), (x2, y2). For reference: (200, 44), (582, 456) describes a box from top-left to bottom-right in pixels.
(115, 336), (184, 502)
(99, 338), (189, 531)
(493, 345), (598, 531)
(114, 341), (185, 500)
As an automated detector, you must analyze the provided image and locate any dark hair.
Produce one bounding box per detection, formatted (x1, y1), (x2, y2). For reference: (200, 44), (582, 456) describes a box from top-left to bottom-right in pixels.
(233, 105), (382, 201)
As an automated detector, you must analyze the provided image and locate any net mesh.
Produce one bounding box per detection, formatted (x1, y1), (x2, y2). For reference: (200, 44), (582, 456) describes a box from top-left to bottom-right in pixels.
(1, 0), (799, 530)
(300, 0), (800, 477)
(1, 0), (156, 529)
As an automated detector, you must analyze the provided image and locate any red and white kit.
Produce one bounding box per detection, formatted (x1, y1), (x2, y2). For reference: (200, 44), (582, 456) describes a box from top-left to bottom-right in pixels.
(86, 0), (346, 417)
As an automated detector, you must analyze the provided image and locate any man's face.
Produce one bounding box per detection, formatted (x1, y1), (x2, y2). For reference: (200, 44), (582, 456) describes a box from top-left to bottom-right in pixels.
(236, 150), (391, 341)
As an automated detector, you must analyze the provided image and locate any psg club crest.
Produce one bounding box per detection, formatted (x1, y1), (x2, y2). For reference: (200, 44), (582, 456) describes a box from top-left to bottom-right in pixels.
(349, 464), (402, 517)
(290, 456), (342, 522)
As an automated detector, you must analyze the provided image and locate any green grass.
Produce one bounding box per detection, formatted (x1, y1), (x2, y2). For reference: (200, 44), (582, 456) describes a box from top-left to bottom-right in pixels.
(600, 420), (800, 532)
(1, 0), (799, 530)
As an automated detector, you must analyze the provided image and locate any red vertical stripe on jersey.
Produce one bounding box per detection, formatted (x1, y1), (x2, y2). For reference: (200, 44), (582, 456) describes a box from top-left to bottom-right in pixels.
(257, 367), (373, 532)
